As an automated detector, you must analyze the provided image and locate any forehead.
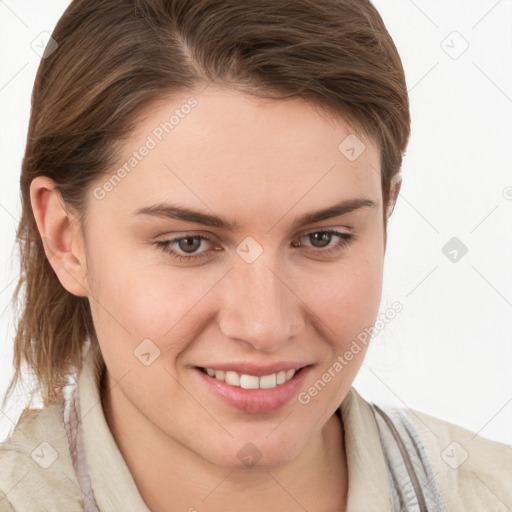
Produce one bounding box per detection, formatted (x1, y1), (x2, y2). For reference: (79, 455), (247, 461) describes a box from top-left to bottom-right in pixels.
(92, 86), (381, 221)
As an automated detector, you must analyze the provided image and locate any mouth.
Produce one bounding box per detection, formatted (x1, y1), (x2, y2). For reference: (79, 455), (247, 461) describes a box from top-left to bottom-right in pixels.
(196, 365), (307, 390)
(192, 364), (313, 414)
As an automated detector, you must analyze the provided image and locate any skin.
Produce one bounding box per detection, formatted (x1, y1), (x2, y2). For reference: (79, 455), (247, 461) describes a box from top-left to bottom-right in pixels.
(31, 86), (400, 511)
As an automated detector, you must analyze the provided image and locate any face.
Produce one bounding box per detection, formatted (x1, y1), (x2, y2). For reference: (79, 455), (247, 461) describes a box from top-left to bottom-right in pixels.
(80, 86), (385, 468)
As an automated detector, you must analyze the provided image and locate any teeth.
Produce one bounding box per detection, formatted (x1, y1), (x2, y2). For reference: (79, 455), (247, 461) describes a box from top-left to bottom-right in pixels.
(285, 369), (295, 380)
(240, 374), (259, 389)
(259, 373), (277, 389)
(225, 371), (240, 386)
(203, 367), (297, 389)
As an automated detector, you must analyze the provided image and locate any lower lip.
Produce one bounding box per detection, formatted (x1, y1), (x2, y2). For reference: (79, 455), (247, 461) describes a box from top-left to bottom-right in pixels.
(193, 366), (312, 414)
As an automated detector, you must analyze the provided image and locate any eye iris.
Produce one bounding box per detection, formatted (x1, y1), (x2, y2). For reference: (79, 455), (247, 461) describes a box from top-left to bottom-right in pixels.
(178, 236), (201, 253)
(310, 232), (331, 248)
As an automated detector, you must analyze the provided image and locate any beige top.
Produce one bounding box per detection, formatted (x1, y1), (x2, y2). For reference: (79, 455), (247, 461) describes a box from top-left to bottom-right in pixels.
(1, 345), (511, 511)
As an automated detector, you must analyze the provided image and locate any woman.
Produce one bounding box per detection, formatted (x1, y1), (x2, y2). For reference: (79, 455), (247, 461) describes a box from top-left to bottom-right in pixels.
(1, 0), (510, 510)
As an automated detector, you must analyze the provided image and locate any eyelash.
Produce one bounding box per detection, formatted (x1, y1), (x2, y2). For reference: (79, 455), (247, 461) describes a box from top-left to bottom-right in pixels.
(153, 229), (354, 263)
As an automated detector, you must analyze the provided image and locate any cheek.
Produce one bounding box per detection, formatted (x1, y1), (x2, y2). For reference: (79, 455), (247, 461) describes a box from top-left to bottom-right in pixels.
(317, 270), (381, 328)
(86, 237), (226, 354)
(298, 241), (384, 348)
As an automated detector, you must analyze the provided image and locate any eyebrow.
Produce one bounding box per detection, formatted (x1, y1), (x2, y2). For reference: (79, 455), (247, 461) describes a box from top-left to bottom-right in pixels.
(133, 197), (377, 231)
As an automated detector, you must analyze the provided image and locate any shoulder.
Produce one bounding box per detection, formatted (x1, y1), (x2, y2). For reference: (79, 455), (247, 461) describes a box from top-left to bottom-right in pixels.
(402, 406), (512, 511)
(0, 401), (84, 511)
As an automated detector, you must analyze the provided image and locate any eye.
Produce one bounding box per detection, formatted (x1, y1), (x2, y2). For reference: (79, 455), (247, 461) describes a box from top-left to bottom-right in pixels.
(154, 235), (217, 262)
(153, 229), (354, 263)
(292, 229), (354, 256)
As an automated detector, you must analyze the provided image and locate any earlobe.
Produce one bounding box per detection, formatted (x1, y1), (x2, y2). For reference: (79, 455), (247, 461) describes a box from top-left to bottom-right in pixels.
(29, 176), (89, 298)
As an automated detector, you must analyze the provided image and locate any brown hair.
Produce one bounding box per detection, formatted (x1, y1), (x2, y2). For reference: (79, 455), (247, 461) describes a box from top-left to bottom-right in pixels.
(2, 0), (410, 421)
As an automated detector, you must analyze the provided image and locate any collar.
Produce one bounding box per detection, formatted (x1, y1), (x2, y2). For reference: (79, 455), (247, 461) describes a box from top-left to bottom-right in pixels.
(78, 345), (151, 511)
(340, 386), (392, 510)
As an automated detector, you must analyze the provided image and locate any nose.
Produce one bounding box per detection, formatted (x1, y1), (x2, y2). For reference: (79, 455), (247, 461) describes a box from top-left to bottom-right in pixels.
(217, 253), (305, 353)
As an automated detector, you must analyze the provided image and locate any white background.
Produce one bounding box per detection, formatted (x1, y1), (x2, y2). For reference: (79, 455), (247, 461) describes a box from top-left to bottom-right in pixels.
(1, 1), (511, 446)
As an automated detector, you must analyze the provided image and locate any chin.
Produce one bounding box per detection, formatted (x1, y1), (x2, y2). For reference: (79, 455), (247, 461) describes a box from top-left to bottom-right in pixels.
(199, 434), (303, 471)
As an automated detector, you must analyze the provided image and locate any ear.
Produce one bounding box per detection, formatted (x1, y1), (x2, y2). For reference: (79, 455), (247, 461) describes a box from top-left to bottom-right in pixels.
(383, 174), (402, 251)
(387, 174), (402, 219)
(30, 176), (89, 297)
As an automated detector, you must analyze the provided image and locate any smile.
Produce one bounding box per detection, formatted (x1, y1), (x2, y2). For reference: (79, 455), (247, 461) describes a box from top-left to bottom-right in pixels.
(193, 365), (312, 413)
(199, 367), (297, 389)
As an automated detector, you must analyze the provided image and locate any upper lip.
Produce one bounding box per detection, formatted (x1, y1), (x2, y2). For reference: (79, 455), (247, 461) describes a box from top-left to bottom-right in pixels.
(196, 361), (312, 377)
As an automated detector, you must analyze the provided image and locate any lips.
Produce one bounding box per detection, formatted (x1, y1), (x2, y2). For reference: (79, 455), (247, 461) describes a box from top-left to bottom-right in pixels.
(192, 364), (313, 413)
